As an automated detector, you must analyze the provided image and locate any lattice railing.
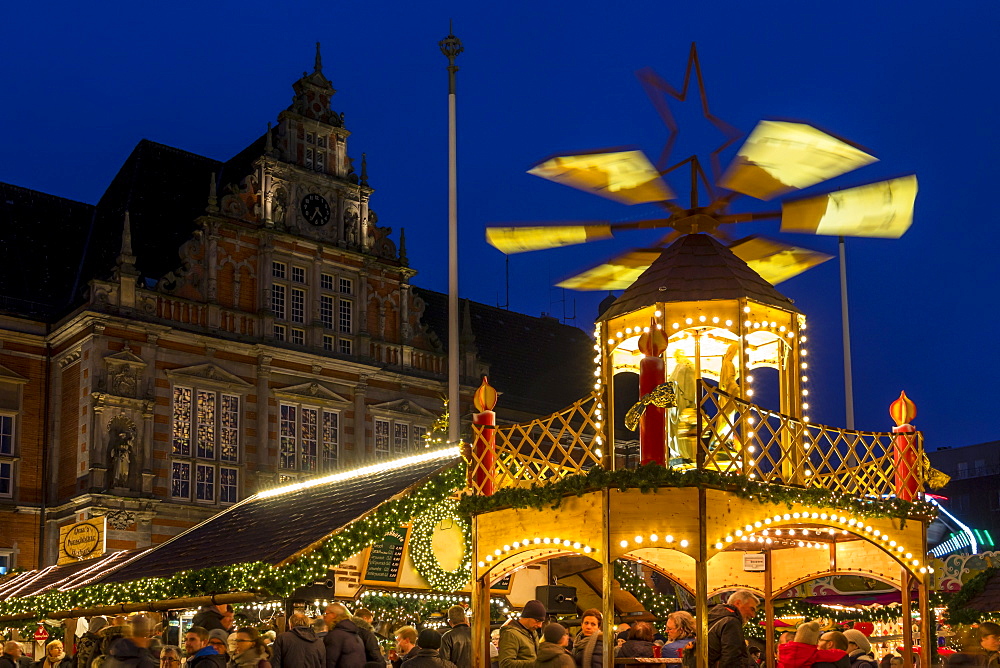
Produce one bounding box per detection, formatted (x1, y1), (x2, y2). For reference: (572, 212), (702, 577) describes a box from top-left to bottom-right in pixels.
(697, 382), (923, 497)
(466, 390), (604, 494)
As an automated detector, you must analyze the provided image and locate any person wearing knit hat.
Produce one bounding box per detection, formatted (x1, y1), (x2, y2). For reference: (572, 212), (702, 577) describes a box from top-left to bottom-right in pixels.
(777, 622), (850, 668)
(843, 629), (877, 668)
(498, 601), (546, 668)
(534, 624), (574, 668)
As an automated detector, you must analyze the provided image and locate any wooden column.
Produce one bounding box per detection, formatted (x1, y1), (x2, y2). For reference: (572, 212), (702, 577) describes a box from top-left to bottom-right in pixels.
(602, 488), (615, 668)
(471, 515), (490, 668)
(764, 549), (775, 668)
(601, 321), (615, 471)
(901, 571), (914, 668)
(918, 521), (935, 668)
(696, 487), (709, 668)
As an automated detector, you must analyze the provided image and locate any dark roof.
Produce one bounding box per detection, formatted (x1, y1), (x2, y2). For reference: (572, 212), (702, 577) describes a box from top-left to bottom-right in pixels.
(413, 288), (595, 416)
(599, 234), (800, 321)
(89, 139), (222, 287)
(0, 182), (96, 316)
(0, 550), (145, 602)
(97, 449), (460, 584)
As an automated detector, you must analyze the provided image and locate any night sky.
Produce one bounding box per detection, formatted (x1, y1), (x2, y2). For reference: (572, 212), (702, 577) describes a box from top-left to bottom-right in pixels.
(1, 1), (994, 449)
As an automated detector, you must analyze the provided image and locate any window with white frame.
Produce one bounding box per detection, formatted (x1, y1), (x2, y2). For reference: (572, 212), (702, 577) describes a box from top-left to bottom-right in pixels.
(323, 335), (334, 352)
(274, 324), (286, 341)
(272, 261), (286, 280)
(220, 467), (238, 504)
(339, 277), (353, 294)
(279, 402), (341, 476)
(0, 551), (13, 575)
(171, 386), (240, 504)
(290, 288), (306, 324)
(271, 284), (286, 320)
(339, 299), (352, 333)
(0, 462), (11, 498)
(321, 273), (334, 291)
(373, 417), (429, 460)
(320, 295), (334, 330)
(0, 415), (12, 456)
(338, 339), (353, 355)
(291, 329), (306, 346)
(291, 266), (306, 284)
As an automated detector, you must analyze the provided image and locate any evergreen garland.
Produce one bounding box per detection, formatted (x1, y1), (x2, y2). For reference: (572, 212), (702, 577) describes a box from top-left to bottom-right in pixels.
(457, 463), (934, 522)
(0, 462), (465, 623)
(945, 566), (999, 625)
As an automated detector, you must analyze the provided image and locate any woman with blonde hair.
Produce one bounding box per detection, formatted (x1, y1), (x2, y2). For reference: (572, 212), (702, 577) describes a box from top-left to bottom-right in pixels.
(32, 639), (73, 668)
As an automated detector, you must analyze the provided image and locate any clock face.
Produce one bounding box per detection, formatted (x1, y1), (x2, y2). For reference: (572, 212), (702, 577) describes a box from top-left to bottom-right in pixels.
(300, 193), (331, 226)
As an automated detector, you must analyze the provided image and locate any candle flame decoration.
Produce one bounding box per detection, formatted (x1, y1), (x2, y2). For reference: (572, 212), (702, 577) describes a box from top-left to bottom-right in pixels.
(474, 376), (498, 413)
(637, 318), (668, 357)
(889, 391), (917, 427)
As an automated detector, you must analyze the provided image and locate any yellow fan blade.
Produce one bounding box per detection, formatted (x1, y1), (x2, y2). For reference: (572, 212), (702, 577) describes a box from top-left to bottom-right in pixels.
(728, 236), (834, 285)
(556, 249), (663, 291)
(528, 149), (675, 205)
(485, 223), (614, 254)
(720, 121), (877, 201)
(780, 175), (918, 238)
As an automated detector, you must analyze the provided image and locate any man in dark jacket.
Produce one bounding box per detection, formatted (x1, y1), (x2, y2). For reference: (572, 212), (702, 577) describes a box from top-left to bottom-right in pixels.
(707, 590), (758, 668)
(184, 626), (229, 668)
(191, 605), (231, 634)
(271, 614), (325, 668)
(498, 600), (545, 668)
(105, 615), (158, 668)
(323, 604), (366, 668)
(393, 627), (420, 668)
(77, 617), (109, 668)
(0, 642), (25, 668)
(400, 629), (456, 668)
(350, 611), (384, 664)
(440, 606), (472, 668)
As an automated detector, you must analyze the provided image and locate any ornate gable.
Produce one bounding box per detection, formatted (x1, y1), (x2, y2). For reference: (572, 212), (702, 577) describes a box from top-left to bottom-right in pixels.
(0, 363), (28, 385)
(273, 381), (350, 407)
(368, 398), (438, 419)
(163, 363), (252, 391)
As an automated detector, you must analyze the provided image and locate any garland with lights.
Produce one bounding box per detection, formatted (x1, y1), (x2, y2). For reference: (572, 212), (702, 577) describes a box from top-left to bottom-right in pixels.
(457, 463), (934, 522)
(614, 559), (677, 622)
(409, 499), (472, 592)
(0, 461), (466, 623)
(945, 566), (998, 625)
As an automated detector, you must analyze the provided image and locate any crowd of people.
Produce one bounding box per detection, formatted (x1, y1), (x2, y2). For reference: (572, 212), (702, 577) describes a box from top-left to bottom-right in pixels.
(0, 594), (998, 668)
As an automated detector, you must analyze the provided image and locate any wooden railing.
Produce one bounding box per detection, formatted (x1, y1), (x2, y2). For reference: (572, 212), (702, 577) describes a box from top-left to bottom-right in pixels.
(466, 390), (603, 494)
(466, 382), (922, 499)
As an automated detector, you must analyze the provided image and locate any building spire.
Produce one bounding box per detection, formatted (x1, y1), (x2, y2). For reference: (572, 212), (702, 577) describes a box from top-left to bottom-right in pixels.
(360, 153), (369, 187)
(399, 227), (408, 266)
(265, 122), (274, 156)
(315, 41), (323, 74)
(115, 211), (138, 278)
(206, 172), (219, 213)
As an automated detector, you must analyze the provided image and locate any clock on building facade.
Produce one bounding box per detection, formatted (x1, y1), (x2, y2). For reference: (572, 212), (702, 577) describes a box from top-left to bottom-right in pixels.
(300, 193), (331, 226)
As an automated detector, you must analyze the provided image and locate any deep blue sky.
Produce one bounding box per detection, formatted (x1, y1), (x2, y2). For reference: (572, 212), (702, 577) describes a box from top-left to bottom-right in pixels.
(1, 1), (994, 449)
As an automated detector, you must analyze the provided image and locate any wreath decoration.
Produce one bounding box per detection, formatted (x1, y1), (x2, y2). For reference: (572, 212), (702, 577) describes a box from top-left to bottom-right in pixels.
(409, 499), (472, 592)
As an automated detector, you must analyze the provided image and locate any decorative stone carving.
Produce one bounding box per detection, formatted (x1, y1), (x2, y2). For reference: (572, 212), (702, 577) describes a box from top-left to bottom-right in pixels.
(105, 509), (135, 530)
(102, 343), (148, 399)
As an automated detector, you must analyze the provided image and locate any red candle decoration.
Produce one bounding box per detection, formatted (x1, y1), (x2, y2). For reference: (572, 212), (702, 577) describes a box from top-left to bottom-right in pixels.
(472, 376), (498, 496)
(890, 391), (918, 501)
(637, 319), (668, 465)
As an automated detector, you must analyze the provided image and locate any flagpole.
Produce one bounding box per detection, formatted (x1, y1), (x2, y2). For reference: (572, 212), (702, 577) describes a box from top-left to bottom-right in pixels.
(440, 24), (464, 446)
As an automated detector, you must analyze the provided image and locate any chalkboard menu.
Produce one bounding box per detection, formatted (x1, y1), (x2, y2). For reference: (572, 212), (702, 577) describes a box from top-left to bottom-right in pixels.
(490, 573), (513, 592)
(362, 527), (410, 585)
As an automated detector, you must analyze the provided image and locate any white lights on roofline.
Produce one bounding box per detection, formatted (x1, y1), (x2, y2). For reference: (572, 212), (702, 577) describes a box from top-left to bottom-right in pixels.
(256, 446), (462, 499)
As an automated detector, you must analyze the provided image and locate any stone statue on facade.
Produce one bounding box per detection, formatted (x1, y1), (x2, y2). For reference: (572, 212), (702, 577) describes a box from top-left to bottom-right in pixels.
(107, 415), (137, 489)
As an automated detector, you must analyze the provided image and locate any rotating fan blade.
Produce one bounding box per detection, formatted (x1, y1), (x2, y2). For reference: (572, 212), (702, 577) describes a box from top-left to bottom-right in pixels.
(780, 175), (918, 239)
(719, 121), (877, 201)
(528, 148), (676, 205)
(728, 235), (834, 285)
(485, 223), (614, 254)
(555, 248), (664, 291)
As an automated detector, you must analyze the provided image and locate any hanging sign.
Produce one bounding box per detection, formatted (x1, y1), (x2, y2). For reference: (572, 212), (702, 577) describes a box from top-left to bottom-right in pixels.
(490, 573), (513, 593)
(362, 526), (410, 585)
(743, 552), (766, 572)
(34, 625), (49, 642)
(58, 517), (107, 566)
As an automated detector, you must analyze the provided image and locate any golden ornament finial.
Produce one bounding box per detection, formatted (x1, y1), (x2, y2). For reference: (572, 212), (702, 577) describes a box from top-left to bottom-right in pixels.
(473, 376), (498, 412)
(637, 318), (667, 357)
(889, 390), (917, 426)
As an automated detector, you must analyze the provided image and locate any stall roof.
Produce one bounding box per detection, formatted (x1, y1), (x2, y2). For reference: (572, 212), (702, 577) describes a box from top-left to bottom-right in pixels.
(95, 448), (461, 585)
(0, 550), (146, 601)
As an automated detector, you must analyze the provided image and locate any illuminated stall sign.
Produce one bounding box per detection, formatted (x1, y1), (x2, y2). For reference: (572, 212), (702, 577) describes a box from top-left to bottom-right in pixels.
(362, 526), (410, 585)
(58, 518), (107, 566)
